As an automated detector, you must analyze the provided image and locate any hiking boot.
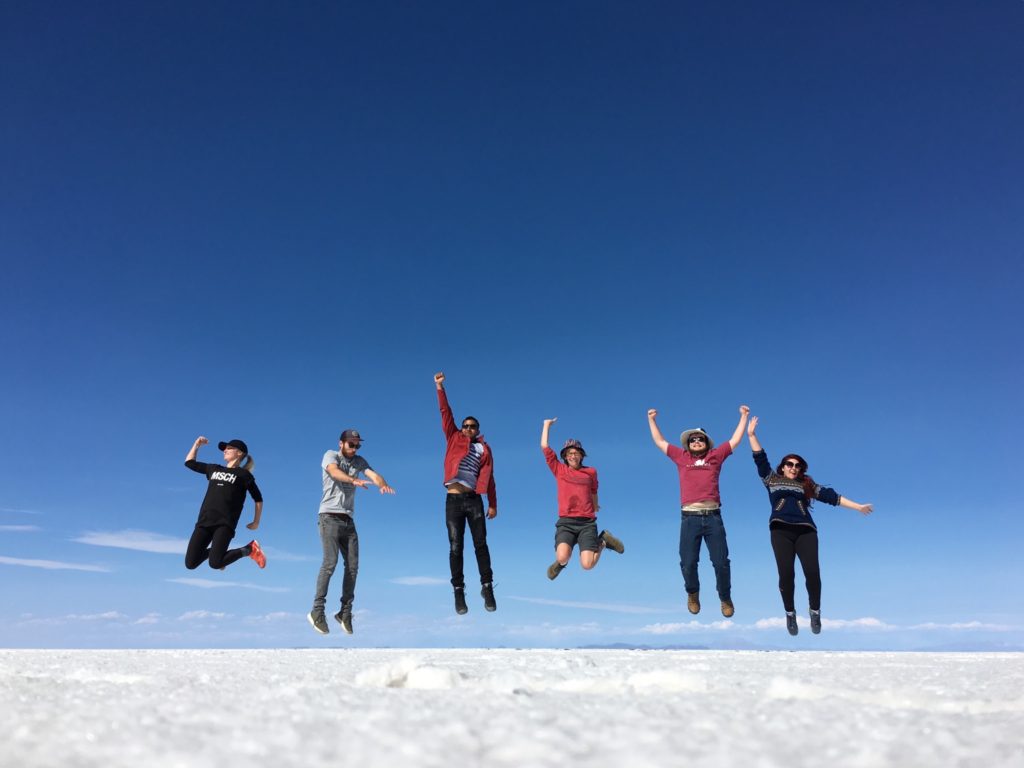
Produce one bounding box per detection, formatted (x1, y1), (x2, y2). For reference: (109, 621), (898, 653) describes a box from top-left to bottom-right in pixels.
(454, 587), (468, 615)
(721, 599), (735, 618)
(547, 561), (566, 580)
(786, 611), (799, 636)
(687, 592), (700, 615)
(600, 530), (624, 554)
(247, 540), (266, 569)
(307, 610), (329, 635)
(810, 609), (822, 635)
(481, 582), (497, 612)
(335, 609), (353, 635)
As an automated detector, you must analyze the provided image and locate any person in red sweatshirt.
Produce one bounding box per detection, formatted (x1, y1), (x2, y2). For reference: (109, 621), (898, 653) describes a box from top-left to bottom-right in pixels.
(540, 418), (624, 581)
(434, 371), (498, 615)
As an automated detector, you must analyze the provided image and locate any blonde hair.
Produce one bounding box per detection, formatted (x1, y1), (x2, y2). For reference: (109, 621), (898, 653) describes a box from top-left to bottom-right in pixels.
(241, 455), (255, 474)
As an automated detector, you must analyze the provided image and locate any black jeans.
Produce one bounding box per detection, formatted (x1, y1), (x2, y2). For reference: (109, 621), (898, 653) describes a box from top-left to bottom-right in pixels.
(445, 493), (493, 589)
(185, 524), (247, 570)
(312, 513), (359, 612)
(770, 522), (821, 612)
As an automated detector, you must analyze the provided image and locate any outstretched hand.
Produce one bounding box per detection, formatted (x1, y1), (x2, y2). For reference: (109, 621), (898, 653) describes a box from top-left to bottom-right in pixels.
(378, 484), (396, 495)
(747, 416), (759, 436)
(647, 409), (658, 419)
(859, 503), (874, 516)
(739, 405), (750, 417)
(543, 417), (558, 426)
(434, 371), (445, 387)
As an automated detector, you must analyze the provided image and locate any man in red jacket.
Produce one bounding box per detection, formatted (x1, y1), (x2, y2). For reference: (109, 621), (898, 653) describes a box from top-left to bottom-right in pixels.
(434, 371), (498, 615)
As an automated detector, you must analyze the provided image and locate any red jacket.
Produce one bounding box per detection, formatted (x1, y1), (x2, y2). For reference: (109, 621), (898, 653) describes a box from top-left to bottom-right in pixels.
(438, 389), (497, 509)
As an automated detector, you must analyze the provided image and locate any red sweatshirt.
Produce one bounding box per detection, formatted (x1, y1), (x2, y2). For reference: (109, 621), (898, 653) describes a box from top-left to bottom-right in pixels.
(543, 446), (598, 518)
(438, 389), (497, 510)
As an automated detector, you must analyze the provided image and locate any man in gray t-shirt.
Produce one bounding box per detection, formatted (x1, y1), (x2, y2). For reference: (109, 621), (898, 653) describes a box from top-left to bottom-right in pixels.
(309, 429), (395, 636)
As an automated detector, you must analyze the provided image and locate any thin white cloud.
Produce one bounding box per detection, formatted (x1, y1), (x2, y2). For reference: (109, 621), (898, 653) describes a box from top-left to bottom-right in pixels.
(18, 611), (128, 626)
(0, 525), (40, 532)
(244, 612), (296, 624)
(179, 610), (230, 621)
(910, 621), (1014, 631)
(390, 576), (448, 586)
(640, 620), (735, 634)
(0, 555), (110, 572)
(134, 613), (162, 625)
(0, 506), (39, 514)
(73, 530), (187, 554)
(260, 546), (315, 563)
(72, 611), (128, 621)
(167, 577), (289, 594)
(507, 596), (671, 615)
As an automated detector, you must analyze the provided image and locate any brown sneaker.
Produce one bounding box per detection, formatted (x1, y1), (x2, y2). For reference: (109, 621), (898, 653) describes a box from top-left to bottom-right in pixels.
(547, 561), (565, 580)
(687, 592), (700, 614)
(721, 600), (735, 618)
(599, 530), (624, 554)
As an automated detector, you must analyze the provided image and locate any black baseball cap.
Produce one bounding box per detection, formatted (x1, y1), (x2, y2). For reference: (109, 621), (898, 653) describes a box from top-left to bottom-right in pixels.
(340, 429), (363, 443)
(218, 439), (248, 453)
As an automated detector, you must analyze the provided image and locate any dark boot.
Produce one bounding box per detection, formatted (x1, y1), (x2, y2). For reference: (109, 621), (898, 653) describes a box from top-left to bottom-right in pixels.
(481, 582), (496, 612)
(454, 587), (468, 615)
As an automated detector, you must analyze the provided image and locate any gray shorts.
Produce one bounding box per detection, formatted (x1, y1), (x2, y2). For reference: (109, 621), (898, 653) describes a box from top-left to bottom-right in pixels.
(554, 516), (600, 553)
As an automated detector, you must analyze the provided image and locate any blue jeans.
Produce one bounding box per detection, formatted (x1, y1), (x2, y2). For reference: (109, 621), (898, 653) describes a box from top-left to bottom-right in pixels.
(679, 511), (731, 601)
(312, 514), (359, 612)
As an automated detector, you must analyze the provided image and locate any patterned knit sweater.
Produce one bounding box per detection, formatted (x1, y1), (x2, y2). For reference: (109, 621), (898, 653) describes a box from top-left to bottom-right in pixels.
(752, 450), (840, 530)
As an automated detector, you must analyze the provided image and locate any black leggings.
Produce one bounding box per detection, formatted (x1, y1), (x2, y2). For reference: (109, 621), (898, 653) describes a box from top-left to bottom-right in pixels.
(770, 523), (821, 612)
(185, 524), (249, 570)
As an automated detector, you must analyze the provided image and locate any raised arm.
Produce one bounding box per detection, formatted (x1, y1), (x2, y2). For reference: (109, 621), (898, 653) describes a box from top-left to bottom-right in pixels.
(540, 418), (557, 449)
(728, 405), (750, 449)
(746, 415), (763, 453)
(647, 409), (670, 455)
(364, 468), (396, 495)
(186, 436), (208, 462)
(435, 371), (457, 437)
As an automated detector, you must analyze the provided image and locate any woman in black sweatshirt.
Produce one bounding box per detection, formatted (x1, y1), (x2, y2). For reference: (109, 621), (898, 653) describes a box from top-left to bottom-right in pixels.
(183, 436), (266, 570)
(746, 417), (872, 636)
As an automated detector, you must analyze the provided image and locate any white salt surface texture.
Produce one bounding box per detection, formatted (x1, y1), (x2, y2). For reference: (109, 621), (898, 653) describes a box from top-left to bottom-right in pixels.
(2, 649), (1022, 767)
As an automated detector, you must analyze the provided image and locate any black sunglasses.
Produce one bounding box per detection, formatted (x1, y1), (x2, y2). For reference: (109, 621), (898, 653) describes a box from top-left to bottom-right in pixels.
(688, 435), (707, 443)
(782, 460), (803, 469)
(462, 423), (479, 430)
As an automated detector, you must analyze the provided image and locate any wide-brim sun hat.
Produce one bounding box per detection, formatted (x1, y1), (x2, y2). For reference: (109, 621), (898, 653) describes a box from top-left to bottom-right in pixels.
(679, 429), (713, 451)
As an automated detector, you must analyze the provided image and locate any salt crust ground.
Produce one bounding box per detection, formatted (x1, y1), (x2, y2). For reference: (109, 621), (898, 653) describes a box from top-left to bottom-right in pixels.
(2, 649), (1022, 768)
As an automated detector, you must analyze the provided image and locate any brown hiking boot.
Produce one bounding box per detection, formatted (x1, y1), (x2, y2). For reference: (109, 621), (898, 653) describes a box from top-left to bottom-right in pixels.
(687, 592), (700, 614)
(547, 561), (566, 580)
(599, 530), (624, 554)
(721, 600), (734, 618)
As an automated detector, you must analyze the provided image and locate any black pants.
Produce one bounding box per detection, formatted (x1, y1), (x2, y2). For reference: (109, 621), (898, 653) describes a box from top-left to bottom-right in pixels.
(185, 524), (248, 570)
(445, 493), (493, 589)
(770, 522), (821, 612)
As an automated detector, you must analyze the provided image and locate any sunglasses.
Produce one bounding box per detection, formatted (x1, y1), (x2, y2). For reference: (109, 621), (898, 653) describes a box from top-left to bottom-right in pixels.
(461, 423), (479, 430)
(344, 442), (362, 449)
(782, 460), (803, 469)
(688, 436), (707, 443)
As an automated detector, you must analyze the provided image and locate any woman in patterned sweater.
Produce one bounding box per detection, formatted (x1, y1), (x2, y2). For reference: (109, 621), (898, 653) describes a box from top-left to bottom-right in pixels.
(746, 416), (872, 636)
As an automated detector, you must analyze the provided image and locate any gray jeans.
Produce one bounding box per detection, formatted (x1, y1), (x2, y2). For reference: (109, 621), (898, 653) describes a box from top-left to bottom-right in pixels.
(312, 513), (359, 612)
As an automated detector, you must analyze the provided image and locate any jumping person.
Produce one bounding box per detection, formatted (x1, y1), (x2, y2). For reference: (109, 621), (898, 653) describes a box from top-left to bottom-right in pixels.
(541, 418), (623, 580)
(308, 429), (395, 636)
(746, 416), (873, 636)
(434, 371), (498, 615)
(647, 406), (749, 617)
(183, 436), (265, 571)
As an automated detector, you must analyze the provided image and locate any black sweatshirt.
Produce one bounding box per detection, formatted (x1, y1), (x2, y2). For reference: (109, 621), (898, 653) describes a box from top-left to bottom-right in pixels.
(185, 460), (263, 529)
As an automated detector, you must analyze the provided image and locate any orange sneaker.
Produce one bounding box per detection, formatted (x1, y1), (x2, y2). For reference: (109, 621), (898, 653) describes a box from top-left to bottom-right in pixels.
(248, 540), (266, 569)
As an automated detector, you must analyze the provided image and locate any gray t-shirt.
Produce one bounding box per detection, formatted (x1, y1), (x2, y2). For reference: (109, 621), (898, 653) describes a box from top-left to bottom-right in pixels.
(320, 450), (372, 515)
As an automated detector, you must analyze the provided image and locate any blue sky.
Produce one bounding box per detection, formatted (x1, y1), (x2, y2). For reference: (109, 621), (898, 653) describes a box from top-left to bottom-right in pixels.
(2, 1), (1022, 650)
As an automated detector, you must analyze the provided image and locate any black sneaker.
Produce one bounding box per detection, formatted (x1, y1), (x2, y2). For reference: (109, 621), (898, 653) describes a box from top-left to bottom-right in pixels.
(786, 611), (799, 636)
(307, 610), (329, 635)
(547, 561), (565, 580)
(599, 530), (624, 554)
(454, 587), (468, 615)
(335, 609), (353, 635)
(810, 609), (821, 635)
(481, 582), (497, 612)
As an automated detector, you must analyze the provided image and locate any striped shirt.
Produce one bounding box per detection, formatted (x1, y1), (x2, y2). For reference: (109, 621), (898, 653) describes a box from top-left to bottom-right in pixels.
(446, 442), (484, 491)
